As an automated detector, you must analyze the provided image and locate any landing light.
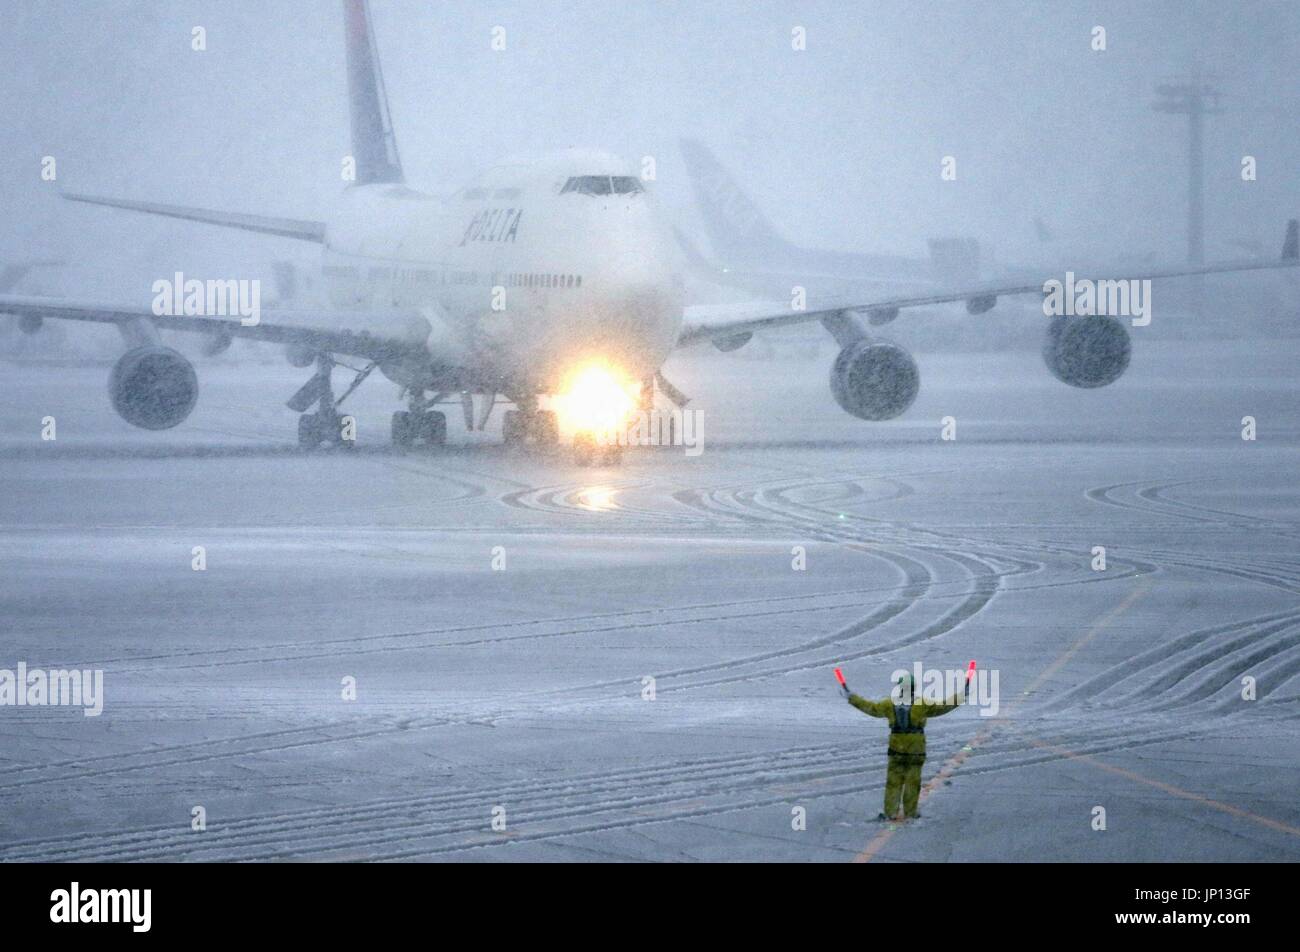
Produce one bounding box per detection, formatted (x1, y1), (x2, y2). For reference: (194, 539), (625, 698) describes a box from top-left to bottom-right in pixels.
(553, 362), (638, 438)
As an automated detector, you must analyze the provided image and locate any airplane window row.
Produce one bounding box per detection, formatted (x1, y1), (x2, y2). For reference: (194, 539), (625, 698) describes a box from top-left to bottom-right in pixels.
(502, 272), (582, 289)
(560, 176), (644, 196)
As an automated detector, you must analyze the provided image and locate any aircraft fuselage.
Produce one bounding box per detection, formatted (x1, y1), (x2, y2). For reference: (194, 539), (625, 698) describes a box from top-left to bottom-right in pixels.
(315, 150), (685, 397)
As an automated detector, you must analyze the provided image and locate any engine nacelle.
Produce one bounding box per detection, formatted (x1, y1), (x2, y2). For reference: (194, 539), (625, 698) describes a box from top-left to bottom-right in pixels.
(201, 332), (233, 357)
(712, 332), (752, 352)
(18, 314), (43, 335)
(829, 340), (920, 421)
(109, 346), (199, 430)
(285, 343), (316, 368)
(1042, 315), (1131, 389)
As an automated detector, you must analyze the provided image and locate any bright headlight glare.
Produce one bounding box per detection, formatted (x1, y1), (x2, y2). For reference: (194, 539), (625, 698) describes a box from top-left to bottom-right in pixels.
(554, 362), (638, 436)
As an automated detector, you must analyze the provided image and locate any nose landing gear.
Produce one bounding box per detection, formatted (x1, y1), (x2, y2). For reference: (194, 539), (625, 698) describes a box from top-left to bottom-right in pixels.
(501, 399), (620, 464)
(573, 432), (623, 467)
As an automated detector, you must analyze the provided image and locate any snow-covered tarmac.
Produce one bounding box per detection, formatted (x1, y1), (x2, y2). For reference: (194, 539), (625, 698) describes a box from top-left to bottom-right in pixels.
(1, 338), (1297, 861)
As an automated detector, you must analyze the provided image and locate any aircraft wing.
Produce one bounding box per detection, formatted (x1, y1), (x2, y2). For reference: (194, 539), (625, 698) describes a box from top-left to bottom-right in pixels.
(63, 192), (328, 244)
(678, 220), (1299, 347)
(0, 294), (428, 364)
(1, 260), (64, 294)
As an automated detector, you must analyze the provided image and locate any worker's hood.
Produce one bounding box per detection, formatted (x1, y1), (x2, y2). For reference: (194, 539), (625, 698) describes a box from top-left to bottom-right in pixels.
(893, 672), (915, 704)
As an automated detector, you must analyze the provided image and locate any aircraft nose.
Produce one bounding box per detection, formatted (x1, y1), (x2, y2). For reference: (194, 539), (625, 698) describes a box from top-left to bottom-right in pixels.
(606, 249), (677, 301)
(541, 248), (681, 385)
(601, 250), (683, 363)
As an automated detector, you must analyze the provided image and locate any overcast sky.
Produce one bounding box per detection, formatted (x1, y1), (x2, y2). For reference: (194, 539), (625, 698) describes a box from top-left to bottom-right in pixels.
(3, 0), (1298, 295)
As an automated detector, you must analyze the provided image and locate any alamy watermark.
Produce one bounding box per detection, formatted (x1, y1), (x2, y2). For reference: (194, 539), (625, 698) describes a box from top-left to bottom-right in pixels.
(152, 271), (261, 326)
(50, 883), (150, 932)
(1042, 273), (1151, 327)
(892, 662), (999, 716)
(0, 662), (104, 716)
(593, 407), (704, 456)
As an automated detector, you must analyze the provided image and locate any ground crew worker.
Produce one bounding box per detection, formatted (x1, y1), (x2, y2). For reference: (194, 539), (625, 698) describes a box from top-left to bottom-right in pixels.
(844, 672), (968, 820)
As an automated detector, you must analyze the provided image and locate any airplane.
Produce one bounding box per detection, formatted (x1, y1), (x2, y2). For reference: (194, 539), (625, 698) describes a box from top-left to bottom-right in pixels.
(0, 261), (63, 295)
(677, 136), (985, 300)
(676, 138), (1290, 329)
(2, 0), (1297, 465)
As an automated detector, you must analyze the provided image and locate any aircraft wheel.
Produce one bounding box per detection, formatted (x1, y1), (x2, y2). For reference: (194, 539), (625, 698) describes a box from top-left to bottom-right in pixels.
(417, 410), (447, 446)
(391, 410), (413, 447)
(503, 409), (527, 446)
(531, 410), (559, 446)
(320, 413), (344, 445)
(298, 413), (322, 449)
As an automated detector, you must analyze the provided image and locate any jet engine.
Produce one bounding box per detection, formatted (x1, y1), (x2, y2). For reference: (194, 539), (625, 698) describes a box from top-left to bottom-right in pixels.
(1042, 315), (1131, 388)
(201, 332), (233, 357)
(829, 339), (920, 421)
(109, 346), (199, 430)
(285, 343), (316, 368)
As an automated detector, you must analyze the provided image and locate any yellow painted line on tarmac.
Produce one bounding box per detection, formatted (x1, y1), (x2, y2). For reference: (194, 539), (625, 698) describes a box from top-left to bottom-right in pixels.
(1022, 736), (1300, 838)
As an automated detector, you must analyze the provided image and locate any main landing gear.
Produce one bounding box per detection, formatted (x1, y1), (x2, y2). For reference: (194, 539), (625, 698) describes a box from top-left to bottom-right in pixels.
(501, 394), (559, 450)
(391, 389), (447, 448)
(391, 409), (446, 447)
(502, 406), (560, 448)
(297, 410), (342, 449)
(290, 354), (375, 450)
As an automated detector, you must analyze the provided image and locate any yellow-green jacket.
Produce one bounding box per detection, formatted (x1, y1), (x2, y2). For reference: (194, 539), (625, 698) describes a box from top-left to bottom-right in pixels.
(847, 692), (962, 760)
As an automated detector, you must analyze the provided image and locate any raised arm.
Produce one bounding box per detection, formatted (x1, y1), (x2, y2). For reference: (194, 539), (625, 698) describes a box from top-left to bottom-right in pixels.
(924, 680), (971, 718)
(847, 693), (891, 718)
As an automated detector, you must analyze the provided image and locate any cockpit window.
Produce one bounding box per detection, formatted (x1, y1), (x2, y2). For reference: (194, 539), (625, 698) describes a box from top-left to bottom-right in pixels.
(561, 176), (610, 195)
(561, 176), (644, 196)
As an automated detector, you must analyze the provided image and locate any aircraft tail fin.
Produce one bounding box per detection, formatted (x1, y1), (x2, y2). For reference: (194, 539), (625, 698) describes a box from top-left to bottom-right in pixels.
(679, 138), (792, 265)
(343, 0), (403, 186)
(672, 226), (728, 282)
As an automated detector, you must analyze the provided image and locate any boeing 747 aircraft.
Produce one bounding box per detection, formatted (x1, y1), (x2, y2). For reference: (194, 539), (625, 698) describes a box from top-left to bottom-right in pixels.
(2, 0), (1296, 464)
